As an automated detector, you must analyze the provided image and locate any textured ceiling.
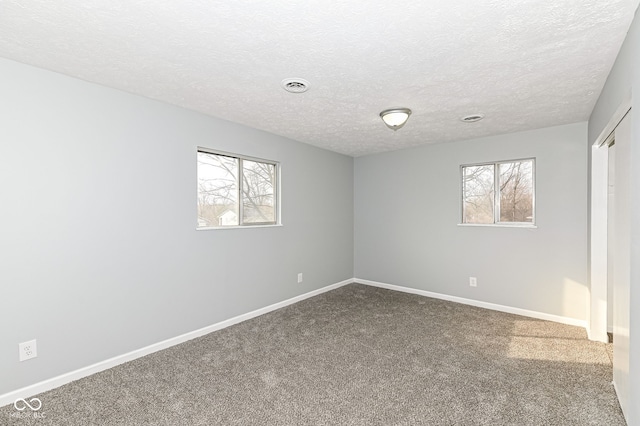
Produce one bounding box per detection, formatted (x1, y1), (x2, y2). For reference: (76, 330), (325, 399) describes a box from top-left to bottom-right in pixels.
(0, 1), (638, 156)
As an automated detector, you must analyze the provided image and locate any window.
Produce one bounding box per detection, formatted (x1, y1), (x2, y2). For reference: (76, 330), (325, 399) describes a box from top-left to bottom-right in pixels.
(197, 148), (279, 228)
(461, 158), (535, 225)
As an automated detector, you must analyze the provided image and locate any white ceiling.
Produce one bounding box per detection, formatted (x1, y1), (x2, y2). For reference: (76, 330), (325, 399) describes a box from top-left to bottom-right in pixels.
(0, 1), (638, 156)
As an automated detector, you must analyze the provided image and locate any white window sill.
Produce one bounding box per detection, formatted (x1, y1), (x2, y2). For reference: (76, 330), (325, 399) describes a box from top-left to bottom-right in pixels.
(457, 223), (537, 229)
(197, 224), (283, 231)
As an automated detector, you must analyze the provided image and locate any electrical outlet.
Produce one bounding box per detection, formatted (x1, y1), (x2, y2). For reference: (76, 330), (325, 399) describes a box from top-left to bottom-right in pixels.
(469, 277), (477, 287)
(297, 273), (303, 283)
(19, 339), (37, 362)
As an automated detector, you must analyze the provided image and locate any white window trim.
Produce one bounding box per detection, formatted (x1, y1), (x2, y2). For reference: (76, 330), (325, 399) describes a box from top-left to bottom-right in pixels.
(197, 224), (283, 231)
(457, 223), (537, 229)
(460, 157), (536, 227)
(197, 147), (281, 229)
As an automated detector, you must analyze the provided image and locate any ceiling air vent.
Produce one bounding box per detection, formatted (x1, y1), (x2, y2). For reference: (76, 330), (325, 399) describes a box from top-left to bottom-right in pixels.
(281, 78), (310, 93)
(460, 114), (484, 123)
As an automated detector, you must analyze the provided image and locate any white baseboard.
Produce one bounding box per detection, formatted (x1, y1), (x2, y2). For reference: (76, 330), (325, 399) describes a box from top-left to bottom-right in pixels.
(587, 328), (609, 343)
(0, 278), (354, 408)
(355, 278), (588, 329)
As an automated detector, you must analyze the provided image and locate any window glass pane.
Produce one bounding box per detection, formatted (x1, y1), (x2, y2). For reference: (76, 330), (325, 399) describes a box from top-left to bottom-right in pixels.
(463, 165), (494, 224)
(197, 152), (239, 227)
(242, 160), (276, 224)
(499, 160), (534, 223)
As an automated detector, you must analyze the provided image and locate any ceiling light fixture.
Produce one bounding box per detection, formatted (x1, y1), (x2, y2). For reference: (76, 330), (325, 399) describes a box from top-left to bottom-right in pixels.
(460, 114), (484, 123)
(380, 108), (412, 131)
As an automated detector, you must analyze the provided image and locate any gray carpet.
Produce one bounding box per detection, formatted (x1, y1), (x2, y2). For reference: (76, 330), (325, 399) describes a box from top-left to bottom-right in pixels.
(1, 284), (624, 425)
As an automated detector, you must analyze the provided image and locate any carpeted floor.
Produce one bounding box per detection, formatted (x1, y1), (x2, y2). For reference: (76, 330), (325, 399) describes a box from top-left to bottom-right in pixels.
(1, 284), (624, 425)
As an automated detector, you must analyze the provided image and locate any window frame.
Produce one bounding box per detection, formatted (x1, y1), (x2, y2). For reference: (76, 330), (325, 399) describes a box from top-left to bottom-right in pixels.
(460, 157), (536, 227)
(197, 147), (280, 229)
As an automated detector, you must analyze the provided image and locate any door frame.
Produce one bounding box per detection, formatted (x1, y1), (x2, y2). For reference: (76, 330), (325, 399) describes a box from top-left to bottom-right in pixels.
(589, 94), (631, 342)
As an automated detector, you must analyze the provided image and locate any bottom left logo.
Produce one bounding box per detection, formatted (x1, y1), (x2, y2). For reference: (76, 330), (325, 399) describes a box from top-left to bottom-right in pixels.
(14, 398), (42, 411)
(11, 398), (45, 419)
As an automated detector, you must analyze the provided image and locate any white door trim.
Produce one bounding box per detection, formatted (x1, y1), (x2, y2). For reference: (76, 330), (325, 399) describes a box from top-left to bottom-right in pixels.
(589, 93), (631, 343)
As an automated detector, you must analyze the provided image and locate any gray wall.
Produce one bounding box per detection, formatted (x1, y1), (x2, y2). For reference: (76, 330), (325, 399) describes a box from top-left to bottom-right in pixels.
(589, 8), (640, 423)
(0, 58), (354, 395)
(355, 122), (588, 320)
